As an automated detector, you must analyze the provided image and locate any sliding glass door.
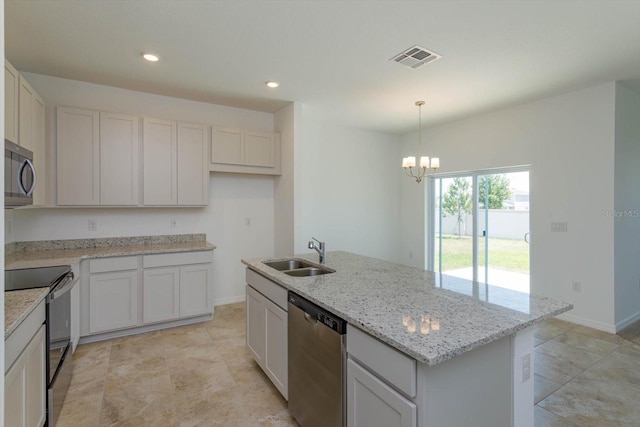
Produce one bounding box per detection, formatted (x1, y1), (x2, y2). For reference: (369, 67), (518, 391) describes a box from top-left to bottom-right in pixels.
(431, 169), (530, 293)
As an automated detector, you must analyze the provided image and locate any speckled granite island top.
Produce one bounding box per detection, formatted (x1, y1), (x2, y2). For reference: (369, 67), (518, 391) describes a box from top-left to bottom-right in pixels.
(5, 288), (48, 338)
(5, 234), (216, 270)
(243, 251), (572, 366)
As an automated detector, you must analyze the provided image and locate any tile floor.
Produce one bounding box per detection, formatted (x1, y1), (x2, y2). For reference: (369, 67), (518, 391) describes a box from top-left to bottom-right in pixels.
(533, 318), (640, 427)
(57, 303), (295, 426)
(57, 304), (640, 427)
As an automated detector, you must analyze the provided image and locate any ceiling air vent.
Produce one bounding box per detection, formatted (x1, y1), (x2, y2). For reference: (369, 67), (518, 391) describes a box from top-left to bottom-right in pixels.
(390, 45), (441, 69)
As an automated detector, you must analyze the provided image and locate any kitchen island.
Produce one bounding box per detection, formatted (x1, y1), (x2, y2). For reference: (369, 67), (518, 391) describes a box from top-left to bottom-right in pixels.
(242, 251), (572, 427)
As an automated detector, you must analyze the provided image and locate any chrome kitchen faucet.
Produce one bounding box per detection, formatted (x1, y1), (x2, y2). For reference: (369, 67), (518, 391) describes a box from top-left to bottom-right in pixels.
(308, 237), (326, 264)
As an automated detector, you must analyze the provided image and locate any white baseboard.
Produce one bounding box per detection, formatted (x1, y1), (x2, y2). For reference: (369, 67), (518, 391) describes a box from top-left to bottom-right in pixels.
(214, 295), (246, 306)
(556, 312), (617, 334)
(615, 310), (640, 332)
(78, 314), (212, 345)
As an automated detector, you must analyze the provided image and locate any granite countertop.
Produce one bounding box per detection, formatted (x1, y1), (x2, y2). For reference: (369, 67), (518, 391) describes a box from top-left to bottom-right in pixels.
(5, 288), (49, 339)
(5, 235), (216, 270)
(242, 251), (572, 366)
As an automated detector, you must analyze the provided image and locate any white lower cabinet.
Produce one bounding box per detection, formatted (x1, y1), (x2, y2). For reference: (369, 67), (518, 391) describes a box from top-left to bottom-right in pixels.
(142, 252), (214, 323)
(5, 325), (46, 427)
(245, 269), (288, 399)
(81, 251), (214, 338)
(347, 359), (416, 427)
(347, 325), (417, 427)
(264, 300), (287, 394)
(246, 285), (266, 366)
(179, 263), (214, 317)
(143, 267), (180, 324)
(89, 269), (139, 334)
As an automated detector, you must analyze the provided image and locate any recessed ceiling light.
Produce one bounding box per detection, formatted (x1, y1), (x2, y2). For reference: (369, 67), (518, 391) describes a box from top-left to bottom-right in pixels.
(142, 53), (159, 62)
(265, 81), (279, 88)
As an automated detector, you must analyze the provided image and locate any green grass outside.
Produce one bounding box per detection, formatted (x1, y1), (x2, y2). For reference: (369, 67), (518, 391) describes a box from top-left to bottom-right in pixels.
(434, 234), (529, 273)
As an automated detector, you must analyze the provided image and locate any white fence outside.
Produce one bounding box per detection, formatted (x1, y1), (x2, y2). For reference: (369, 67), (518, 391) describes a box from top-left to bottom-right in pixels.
(437, 209), (529, 240)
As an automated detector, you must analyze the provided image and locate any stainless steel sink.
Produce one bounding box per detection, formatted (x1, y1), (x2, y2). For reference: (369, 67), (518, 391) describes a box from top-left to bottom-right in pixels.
(263, 258), (335, 277)
(284, 267), (334, 277)
(263, 259), (315, 271)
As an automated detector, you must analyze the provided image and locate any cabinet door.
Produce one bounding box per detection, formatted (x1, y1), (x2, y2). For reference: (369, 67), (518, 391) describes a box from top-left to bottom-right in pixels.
(246, 285), (266, 367)
(347, 359), (416, 427)
(4, 325), (46, 427)
(244, 131), (275, 167)
(89, 270), (138, 333)
(25, 326), (46, 427)
(143, 267), (180, 324)
(5, 60), (19, 144)
(143, 117), (177, 205)
(179, 263), (213, 318)
(4, 350), (26, 427)
(19, 75), (36, 152)
(265, 299), (288, 399)
(31, 94), (46, 206)
(211, 127), (243, 165)
(100, 113), (139, 205)
(177, 122), (209, 206)
(57, 107), (100, 205)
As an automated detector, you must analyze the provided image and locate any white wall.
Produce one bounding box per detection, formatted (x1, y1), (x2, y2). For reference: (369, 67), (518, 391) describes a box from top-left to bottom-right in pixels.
(10, 74), (277, 305)
(402, 83), (618, 331)
(273, 102), (298, 256)
(614, 82), (640, 328)
(296, 110), (403, 262)
(399, 132), (427, 268)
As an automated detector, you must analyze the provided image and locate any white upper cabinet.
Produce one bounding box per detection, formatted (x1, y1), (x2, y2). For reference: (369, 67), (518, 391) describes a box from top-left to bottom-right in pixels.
(177, 122), (209, 206)
(5, 60), (19, 144)
(210, 126), (281, 175)
(57, 107), (100, 206)
(18, 75), (37, 152)
(100, 113), (139, 205)
(143, 117), (178, 206)
(211, 127), (243, 165)
(244, 131), (275, 167)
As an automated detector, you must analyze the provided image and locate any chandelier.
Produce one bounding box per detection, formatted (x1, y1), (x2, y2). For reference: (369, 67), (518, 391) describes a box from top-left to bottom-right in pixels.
(402, 100), (439, 183)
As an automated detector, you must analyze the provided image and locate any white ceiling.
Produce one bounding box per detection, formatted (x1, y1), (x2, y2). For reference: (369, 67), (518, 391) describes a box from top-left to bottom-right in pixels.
(5, 0), (640, 134)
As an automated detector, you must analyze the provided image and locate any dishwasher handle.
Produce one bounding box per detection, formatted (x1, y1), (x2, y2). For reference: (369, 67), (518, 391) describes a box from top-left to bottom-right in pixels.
(288, 292), (347, 334)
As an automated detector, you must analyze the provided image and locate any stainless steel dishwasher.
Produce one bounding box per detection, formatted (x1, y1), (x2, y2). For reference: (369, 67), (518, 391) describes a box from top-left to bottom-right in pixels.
(288, 292), (347, 427)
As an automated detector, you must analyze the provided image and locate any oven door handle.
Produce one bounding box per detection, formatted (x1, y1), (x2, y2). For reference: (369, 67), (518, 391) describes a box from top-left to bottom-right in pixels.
(48, 273), (76, 301)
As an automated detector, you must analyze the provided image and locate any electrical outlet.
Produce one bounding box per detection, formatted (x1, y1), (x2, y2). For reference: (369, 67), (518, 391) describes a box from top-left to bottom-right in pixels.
(522, 353), (531, 382)
(572, 281), (581, 292)
(551, 221), (568, 232)
(170, 218), (177, 228)
(88, 219), (97, 231)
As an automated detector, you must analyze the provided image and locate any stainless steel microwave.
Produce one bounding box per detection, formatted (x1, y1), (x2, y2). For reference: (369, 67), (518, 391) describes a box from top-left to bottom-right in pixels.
(4, 139), (36, 207)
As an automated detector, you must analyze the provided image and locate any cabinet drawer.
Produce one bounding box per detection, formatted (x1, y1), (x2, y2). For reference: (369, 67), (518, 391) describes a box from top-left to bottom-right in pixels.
(245, 268), (288, 311)
(347, 325), (416, 398)
(143, 251), (212, 268)
(347, 359), (417, 427)
(90, 256), (138, 273)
